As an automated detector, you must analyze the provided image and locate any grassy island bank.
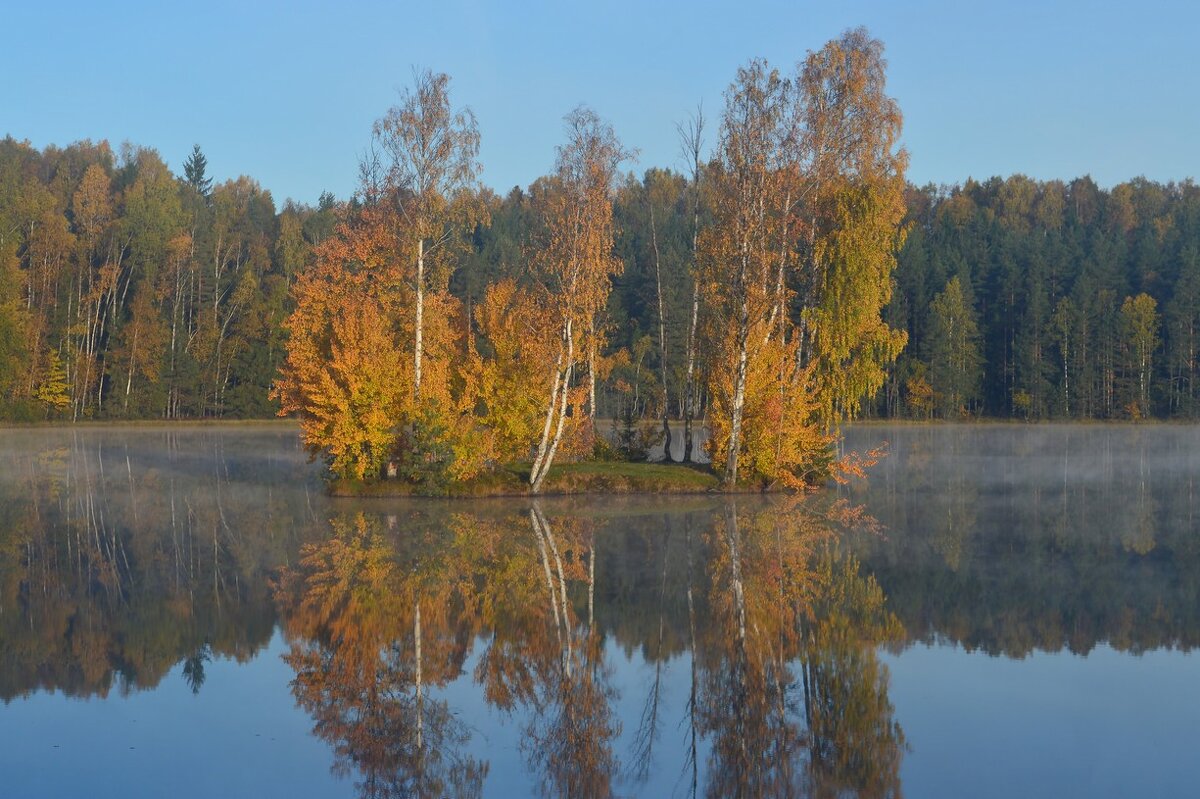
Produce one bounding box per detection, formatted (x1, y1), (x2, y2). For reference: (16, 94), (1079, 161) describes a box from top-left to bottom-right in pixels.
(328, 460), (737, 498)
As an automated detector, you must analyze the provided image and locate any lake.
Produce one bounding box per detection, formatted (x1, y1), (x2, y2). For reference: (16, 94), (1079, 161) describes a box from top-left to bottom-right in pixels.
(0, 423), (1197, 798)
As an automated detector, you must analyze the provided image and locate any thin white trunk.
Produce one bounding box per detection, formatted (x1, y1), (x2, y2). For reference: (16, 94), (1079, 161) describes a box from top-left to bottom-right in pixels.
(531, 318), (575, 493)
(414, 237), (424, 398)
(588, 322), (597, 420)
(533, 360), (574, 494)
(682, 279), (700, 462)
(726, 252), (750, 484)
(531, 345), (566, 479)
(651, 202), (674, 461)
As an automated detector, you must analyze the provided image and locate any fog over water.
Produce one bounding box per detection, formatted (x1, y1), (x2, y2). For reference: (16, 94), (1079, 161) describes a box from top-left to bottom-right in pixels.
(0, 423), (1197, 798)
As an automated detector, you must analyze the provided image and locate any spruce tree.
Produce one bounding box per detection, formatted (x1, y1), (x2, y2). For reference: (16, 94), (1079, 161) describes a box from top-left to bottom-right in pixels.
(183, 144), (212, 196)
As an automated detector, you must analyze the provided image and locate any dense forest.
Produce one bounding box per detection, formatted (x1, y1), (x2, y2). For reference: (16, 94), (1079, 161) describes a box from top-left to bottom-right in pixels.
(0, 138), (336, 420)
(1, 41), (1197, 440)
(3, 144), (1197, 427)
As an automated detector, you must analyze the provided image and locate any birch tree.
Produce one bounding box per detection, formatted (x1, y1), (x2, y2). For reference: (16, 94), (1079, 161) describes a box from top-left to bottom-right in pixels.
(528, 108), (628, 493)
(700, 61), (794, 485)
(1121, 293), (1158, 418)
(678, 107), (706, 463)
(374, 69), (483, 400)
(796, 28), (909, 426)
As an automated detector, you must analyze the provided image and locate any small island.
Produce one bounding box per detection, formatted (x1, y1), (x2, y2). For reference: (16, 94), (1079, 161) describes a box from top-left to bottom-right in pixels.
(272, 34), (903, 496)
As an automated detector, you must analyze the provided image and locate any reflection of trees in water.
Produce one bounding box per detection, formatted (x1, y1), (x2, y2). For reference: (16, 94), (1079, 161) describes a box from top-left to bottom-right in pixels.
(2, 427), (909, 799)
(695, 500), (905, 799)
(801, 551), (905, 798)
(847, 425), (1200, 657)
(275, 514), (487, 799)
(10, 426), (1200, 794)
(0, 430), (317, 701)
(522, 505), (619, 799)
(275, 499), (906, 798)
(1122, 441), (1157, 555)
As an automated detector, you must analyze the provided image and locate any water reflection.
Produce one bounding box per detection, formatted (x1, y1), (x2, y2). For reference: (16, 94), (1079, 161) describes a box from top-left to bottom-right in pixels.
(275, 514), (487, 798)
(3, 425), (1200, 797)
(273, 500), (906, 798)
(0, 427), (320, 702)
(844, 425), (1200, 657)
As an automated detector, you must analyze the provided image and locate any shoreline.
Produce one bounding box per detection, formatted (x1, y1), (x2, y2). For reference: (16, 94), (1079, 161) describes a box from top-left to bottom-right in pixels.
(325, 461), (762, 499)
(7, 416), (1200, 430)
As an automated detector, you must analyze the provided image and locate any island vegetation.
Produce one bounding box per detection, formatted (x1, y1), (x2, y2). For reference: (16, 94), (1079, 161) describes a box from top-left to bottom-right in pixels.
(2, 27), (1199, 493)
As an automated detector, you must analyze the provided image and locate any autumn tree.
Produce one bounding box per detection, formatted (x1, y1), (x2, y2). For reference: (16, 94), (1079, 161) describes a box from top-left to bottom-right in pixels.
(528, 108), (629, 493)
(699, 60), (794, 486)
(697, 30), (907, 486)
(373, 69), (483, 400)
(473, 279), (559, 462)
(276, 73), (491, 484)
(796, 28), (909, 426)
(274, 198), (406, 480)
(34, 348), (70, 413)
(0, 245), (31, 416)
(1121, 293), (1158, 418)
(678, 107), (707, 462)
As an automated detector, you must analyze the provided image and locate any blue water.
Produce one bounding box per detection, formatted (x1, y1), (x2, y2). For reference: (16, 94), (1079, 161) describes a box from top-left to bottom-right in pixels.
(1, 424), (1197, 798)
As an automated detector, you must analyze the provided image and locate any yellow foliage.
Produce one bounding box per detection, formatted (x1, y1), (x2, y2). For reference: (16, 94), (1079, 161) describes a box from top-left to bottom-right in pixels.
(473, 279), (558, 462)
(706, 319), (830, 487)
(806, 179), (909, 426)
(278, 293), (405, 481)
(275, 205), (496, 483)
(35, 349), (70, 411)
(905, 374), (934, 419)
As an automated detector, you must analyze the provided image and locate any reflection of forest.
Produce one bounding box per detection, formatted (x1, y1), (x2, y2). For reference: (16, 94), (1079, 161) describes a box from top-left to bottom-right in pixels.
(845, 425), (1200, 656)
(7, 425), (1199, 796)
(2, 428), (906, 796)
(0, 428), (324, 701)
(274, 499), (906, 798)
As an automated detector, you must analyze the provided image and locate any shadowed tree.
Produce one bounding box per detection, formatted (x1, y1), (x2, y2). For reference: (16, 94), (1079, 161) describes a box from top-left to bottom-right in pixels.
(183, 144), (212, 198)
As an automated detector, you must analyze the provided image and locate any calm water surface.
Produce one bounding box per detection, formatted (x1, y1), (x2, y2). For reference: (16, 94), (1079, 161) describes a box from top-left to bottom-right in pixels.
(0, 423), (1197, 798)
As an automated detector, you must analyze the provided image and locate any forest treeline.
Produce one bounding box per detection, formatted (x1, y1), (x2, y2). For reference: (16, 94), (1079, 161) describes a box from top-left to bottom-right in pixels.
(5, 143), (1195, 427)
(2, 29), (1197, 463)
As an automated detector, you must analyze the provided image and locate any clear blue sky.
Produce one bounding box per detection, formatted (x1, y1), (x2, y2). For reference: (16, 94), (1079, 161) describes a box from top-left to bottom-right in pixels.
(3, 0), (1197, 206)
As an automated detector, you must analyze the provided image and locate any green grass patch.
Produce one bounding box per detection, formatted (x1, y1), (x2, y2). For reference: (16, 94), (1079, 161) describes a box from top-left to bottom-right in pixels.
(329, 459), (724, 498)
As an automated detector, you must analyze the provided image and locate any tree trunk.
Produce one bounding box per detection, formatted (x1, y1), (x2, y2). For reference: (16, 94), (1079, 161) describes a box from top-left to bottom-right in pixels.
(588, 318), (597, 422)
(683, 279), (700, 462)
(531, 318), (575, 493)
(414, 237), (424, 398)
(651, 202), (674, 462)
(725, 258), (750, 485)
(414, 599), (424, 753)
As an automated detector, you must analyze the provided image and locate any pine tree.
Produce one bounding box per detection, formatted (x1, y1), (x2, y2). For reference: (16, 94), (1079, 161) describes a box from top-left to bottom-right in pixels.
(183, 144), (212, 196)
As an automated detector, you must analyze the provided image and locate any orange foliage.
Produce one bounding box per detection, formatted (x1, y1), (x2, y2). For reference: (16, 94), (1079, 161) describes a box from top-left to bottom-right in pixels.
(473, 279), (558, 462)
(273, 206), (490, 481)
(705, 314), (831, 487)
